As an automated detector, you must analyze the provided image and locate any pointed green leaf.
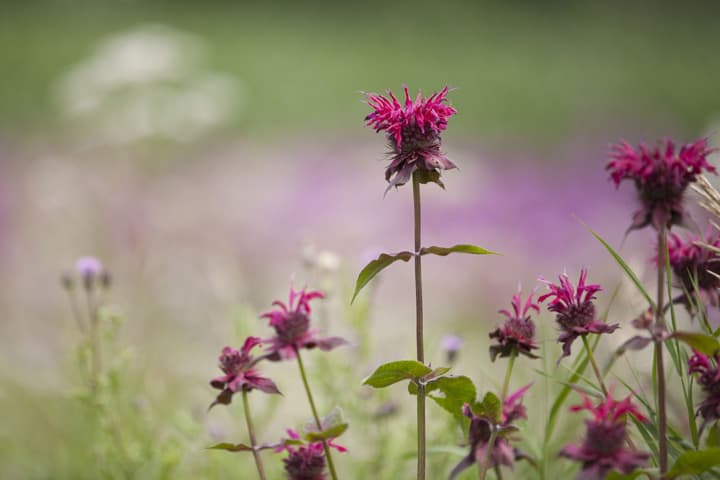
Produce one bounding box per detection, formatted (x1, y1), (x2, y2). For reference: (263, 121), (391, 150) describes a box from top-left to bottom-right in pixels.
(671, 331), (720, 356)
(303, 406), (349, 441)
(408, 375), (476, 420)
(419, 244), (497, 257)
(207, 442), (254, 452)
(362, 360), (432, 388)
(473, 391), (502, 423)
(421, 366), (452, 383)
(668, 448), (720, 478)
(351, 251), (414, 303)
(707, 424), (720, 448)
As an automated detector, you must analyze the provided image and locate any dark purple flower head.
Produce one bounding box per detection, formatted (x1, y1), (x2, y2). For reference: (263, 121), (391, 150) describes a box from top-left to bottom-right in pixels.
(608, 137), (716, 231)
(560, 390), (650, 480)
(539, 269), (619, 361)
(489, 291), (540, 361)
(666, 229), (720, 309)
(450, 385), (531, 479)
(261, 287), (347, 361)
(365, 86), (457, 190)
(688, 350), (720, 433)
(209, 336), (280, 409)
(275, 429), (347, 480)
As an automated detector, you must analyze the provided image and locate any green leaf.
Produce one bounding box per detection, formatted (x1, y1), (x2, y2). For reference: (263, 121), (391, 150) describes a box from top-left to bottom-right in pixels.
(207, 442), (254, 452)
(362, 360), (432, 388)
(671, 331), (720, 356)
(303, 406), (349, 441)
(473, 391), (502, 423)
(408, 375), (476, 420)
(584, 224), (655, 309)
(351, 251), (414, 303)
(606, 470), (652, 480)
(668, 448), (720, 478)
(707, 424), (720, 448)
(421, 367), (452, 383)
(419, 244), (497, 257)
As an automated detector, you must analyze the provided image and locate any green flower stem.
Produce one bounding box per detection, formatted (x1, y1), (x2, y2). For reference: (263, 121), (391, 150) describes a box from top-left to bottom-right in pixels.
(412, 171), (426, 480)
(581, 335), (608, 396)
(479, 427), (498, 480)
(242, 390), (267, 480)
(500, 351), (517, 402)
(295, 348), (339, 480)
(84, 287), (101, 396)
(656, 225), (668, 477)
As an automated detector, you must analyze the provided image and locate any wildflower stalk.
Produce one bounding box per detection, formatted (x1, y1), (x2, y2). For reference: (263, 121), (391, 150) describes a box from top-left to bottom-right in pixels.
(581, 336), (608, 396)
(655, 225), (668, 477)
(242, 389), (266, 480)
(412, 171), (426, 480)
(295, 348), (339, 480)
(479, 351), (517, 480)
(84, 287), (101, 396)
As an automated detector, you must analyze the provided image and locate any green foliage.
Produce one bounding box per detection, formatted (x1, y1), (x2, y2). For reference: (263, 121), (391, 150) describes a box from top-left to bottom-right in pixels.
(418, 244), (497, 257)
(303, 407), (349, 441)
(667, 448), (720, 478)
(472, 392), (502, 424)
(670, 331), (720, 356)
(408, 375), (477, 421)
(362, 360), (432, 388)
(351, 251), (414, 303)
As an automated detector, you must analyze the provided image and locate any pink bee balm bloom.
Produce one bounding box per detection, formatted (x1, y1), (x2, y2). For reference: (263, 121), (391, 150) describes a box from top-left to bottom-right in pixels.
(607, 137), (716, 231)
(666, 228), (720, 309)
(365, 85), (457, 190)
(261, 287), (347, 361)
(275, 429), (346, 480)
(560, 390), (650, 480)
(489, 291), (540, 361)
(539, 268), (619, 361)
(688, 350), (720, 434)
(450, 385), (532, 479)
(209, 336), (280, 409)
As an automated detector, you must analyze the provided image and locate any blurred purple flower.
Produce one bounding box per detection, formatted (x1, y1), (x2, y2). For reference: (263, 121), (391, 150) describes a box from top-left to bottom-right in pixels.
(666, 229), (720, 309)
(209, 336), (280, 409)
(688, 350), (720, 434)
(275, 429), (346, 480)
(365, 85), (457, 190)
(489, 291), (540, 361)
(441, 334), (463, 363)
(75, 256), (103, 277)
(261, 287), (347, 361)
(607, 137), (716, 231)
(450, 385), (531, 479)
(539, 268), (618, 361)
(560, 390), (650, 480)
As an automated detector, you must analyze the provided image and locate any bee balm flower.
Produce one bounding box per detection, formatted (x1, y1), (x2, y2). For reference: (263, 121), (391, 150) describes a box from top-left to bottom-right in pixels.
(688, 350), (720, 434)
(365, 85), (457, 191)
(489, 291), (540, 361)
(666, 229), (720, 309)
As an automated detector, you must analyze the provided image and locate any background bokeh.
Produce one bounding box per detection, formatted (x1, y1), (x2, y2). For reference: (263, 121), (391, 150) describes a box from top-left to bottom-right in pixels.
(2, 1), (720, 478)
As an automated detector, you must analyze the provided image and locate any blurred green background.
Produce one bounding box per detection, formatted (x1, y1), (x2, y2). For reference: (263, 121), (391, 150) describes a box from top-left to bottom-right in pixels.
(2, 1), (720, 479)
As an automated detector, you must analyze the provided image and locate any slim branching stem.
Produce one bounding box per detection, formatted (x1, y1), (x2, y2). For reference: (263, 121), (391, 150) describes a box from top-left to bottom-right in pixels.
(295, 348), (338, 480)
(656, 225), (668, 477)
(84, 287), (101, 396)
(581, 335), (609, 397)
(412, 171), (426, 480)
(242, 389), (267, 480)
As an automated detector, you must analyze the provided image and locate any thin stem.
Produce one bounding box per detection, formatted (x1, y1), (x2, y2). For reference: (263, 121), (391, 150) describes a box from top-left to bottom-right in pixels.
(656, 225), (668, 478)
(242, 390), (267, 480)
(493, 464), (504, 480)
(581, 335), (608, 396)
(478, 427), (498, 480)
(500, 351), (517, 403)
(84, 287), (101, 396)
(480, 351), (517, 480)
(295, 348), (338, 480)
(412, 171), (426, 480)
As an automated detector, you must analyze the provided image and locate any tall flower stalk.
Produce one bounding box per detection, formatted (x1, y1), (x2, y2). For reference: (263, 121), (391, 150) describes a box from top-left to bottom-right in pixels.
(412, 170), (427, 479)
(242, 390), (266, 480)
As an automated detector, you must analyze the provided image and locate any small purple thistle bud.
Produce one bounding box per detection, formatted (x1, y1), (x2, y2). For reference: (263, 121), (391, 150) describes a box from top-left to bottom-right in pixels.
(441, 334), (463, 364)
(75, 256), (103, 290)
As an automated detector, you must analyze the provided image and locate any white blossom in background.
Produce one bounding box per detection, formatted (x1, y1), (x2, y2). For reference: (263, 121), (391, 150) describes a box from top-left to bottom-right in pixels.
(55, 24), (243, 145)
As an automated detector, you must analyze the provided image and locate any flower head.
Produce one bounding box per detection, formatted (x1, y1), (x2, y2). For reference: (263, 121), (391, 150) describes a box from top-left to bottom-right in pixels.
(666, 228), (720, 309)
(489, 291), (540, 361)
(450, 385), (532, 479)
(365, 86), (457, 190)
(441, 334), (463, 363)
(261, 287), (347, 361)
(275, 429), (346, 480)
(560, 390), (650, 480)
(607, 137), (716, 231)
(209, 336), (280, 409)
(539, 269), (619, 361)
(688, 350), (720, 434)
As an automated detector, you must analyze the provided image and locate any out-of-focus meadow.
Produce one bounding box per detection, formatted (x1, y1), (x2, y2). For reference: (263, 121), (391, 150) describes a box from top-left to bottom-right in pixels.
(2, 1), (720, 478)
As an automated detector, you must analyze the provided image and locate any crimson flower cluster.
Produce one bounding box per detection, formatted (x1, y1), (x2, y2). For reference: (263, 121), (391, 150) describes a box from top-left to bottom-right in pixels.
(560, 391), (650, 479)
(667, 229), (720, 309)
(450, 385), (532, 479)
(539, 269), (618, 361)
(489, 291), (539, 361)
(275, 429), (346, 480)
(688, 350), (720, 434)
(365, 86), (457, 190)
(209, 336), (280, 409)
(607, 137), (716, 231)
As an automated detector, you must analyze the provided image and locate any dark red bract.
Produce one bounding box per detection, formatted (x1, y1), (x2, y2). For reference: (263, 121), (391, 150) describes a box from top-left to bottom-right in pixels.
(489, 291), (539, 361)
(667, 229), (720, 309)
(688, 350), (720, 434)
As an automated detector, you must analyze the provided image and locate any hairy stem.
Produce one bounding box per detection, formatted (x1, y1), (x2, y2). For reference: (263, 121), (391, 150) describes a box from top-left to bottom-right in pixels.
(656, 225), (668, 477)
(412, 171), (426, 480)
(242, 390), (267, 480)
(296, 348), (338, 480)
(581, 335), (608, 396)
